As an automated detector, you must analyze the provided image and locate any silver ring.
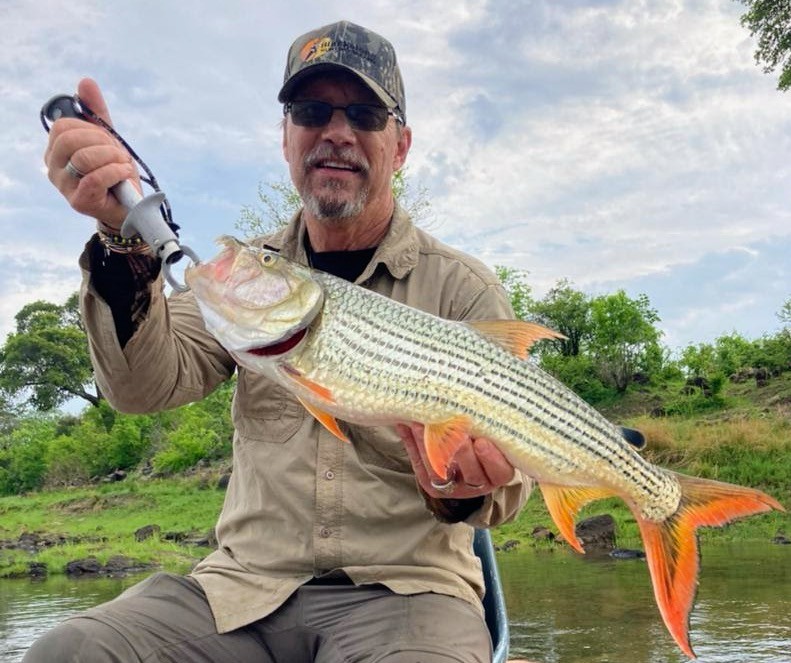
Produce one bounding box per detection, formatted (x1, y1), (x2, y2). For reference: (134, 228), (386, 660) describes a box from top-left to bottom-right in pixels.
(430, 478), (456, 494)
(465, 482), (486, 490)
(65, 160), (85, 180)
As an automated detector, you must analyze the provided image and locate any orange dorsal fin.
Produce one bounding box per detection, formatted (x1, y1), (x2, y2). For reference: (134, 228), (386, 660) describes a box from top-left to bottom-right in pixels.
(539, 483), (616, 554)
(297, 397), (350, 444)
(279, 366), (350, 444)
(634, 473), (784, 659)
(423, 416), (472, 479)
(466, 320), (565, 359)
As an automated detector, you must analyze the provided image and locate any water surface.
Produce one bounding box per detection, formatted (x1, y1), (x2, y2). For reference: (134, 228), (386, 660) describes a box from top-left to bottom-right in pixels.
(1, 542), (788, 662)
(499, 541), (790, 662)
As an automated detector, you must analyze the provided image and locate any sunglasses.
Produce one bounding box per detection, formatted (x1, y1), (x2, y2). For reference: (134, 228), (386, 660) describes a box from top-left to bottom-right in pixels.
(284, 100), (402, 132)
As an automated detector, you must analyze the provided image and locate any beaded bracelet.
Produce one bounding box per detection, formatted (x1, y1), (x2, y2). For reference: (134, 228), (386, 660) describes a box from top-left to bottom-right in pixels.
(96, 224), (150, 255)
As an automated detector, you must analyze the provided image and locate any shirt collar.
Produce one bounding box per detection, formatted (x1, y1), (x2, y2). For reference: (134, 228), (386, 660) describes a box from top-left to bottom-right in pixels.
(261, 201), (420, 282)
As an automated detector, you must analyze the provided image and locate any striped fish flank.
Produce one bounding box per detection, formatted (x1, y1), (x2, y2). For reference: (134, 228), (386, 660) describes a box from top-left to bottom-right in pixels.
(185, 236), (785, 660)
(306, 272), (682, 522)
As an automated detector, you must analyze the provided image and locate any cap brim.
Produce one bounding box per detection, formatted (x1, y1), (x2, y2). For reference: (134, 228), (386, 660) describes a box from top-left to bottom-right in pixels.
(277, 62), (397, 110)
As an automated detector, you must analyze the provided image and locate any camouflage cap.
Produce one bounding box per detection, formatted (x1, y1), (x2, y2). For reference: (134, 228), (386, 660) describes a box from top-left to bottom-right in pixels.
(278, 20), (406, 124)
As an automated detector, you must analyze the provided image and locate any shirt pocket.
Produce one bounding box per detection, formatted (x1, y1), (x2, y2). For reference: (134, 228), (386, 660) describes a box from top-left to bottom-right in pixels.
(232, 369), (305, 444)
(348, 424), (412, 473)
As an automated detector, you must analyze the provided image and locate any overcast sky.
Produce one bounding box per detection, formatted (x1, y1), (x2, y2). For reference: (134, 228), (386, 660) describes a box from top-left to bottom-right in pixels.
(2, 0), (789, 354)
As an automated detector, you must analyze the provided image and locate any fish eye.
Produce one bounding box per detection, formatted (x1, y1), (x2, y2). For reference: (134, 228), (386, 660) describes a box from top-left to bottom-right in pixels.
(262, 253), (276, 265)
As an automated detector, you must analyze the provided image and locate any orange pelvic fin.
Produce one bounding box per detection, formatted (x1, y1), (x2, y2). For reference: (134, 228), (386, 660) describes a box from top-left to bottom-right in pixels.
(423, 416), (472, 479)
(539, 483), (617, 554)
(466, 320), (565, 359)
(297, 397), (350, 444)
(634, 473), (784, 659)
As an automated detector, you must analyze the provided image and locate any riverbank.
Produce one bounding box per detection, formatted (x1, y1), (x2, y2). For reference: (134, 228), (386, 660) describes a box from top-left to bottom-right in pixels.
(0, 474), (227, 578)
(1, 410), (788, 579)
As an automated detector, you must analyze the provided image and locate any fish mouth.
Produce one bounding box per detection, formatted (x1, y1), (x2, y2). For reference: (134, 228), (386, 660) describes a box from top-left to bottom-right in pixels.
(245, 327), (308, 357)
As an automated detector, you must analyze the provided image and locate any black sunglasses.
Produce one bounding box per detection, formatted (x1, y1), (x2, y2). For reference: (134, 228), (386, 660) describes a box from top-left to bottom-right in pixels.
(284, 100), (402, 132)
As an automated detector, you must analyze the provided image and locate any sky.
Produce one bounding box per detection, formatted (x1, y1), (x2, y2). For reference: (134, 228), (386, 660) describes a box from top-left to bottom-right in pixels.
(1, 0), (789, 354)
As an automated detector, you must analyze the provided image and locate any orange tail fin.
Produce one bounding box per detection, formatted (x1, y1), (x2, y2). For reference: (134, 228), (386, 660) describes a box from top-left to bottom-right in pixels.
(634, 473), (784, 659)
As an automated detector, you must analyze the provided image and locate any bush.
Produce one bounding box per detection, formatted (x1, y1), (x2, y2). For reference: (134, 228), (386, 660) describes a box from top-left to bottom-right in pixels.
(0, 418), (53, 494)
(540, 353), (617, 406)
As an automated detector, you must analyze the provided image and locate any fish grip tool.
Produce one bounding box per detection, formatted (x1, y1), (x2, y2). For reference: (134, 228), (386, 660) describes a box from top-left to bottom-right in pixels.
(40, 94), (199, 291)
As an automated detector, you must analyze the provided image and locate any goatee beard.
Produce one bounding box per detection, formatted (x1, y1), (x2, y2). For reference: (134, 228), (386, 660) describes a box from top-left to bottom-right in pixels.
(302, 146), (369, 222)
(303, 183), (368, 222)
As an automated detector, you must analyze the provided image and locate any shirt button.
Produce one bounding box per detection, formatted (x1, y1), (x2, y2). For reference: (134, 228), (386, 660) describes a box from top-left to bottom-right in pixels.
(319, 527), (332, 538)
(324, 470), (335, 480)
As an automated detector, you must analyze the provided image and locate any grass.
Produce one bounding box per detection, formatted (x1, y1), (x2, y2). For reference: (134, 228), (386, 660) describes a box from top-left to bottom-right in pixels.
(493, 403), (790, 551)
(0, 475), (225, 578)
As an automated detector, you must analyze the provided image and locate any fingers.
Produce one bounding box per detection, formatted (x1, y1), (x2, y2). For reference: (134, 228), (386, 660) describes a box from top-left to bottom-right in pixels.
(77, 77), (113, 127)
(397, 423), (515, 499)
(43, 84), (138, 228)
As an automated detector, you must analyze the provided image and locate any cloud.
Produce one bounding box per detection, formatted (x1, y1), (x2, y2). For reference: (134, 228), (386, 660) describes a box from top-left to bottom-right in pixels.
(1, 0), (788, 357)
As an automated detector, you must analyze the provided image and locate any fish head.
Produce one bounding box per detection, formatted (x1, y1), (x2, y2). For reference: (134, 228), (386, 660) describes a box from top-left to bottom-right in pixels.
(185, 236), (323, 369)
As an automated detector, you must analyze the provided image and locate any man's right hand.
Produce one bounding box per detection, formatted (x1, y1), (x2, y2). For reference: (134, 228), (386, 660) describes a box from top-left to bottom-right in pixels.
(43, 78), (141, 230)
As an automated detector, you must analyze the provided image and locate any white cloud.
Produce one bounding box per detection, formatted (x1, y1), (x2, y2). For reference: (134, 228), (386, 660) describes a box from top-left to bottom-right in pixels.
(1, 0), (788, 353)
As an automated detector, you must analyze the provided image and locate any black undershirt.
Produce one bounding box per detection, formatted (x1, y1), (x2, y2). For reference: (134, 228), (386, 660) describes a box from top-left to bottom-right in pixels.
(304, 241), (376, 282)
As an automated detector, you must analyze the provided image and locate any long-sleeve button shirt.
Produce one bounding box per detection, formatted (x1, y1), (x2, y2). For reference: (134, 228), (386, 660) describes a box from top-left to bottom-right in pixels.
(79, 203), (530, 633)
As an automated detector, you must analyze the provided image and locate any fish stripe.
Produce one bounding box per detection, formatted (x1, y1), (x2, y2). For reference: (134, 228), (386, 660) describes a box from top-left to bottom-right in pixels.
(293, 274), (680, 519)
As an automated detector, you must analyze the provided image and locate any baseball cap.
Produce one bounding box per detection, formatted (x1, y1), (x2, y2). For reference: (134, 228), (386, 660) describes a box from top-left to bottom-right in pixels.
(278, 20), (406, 124)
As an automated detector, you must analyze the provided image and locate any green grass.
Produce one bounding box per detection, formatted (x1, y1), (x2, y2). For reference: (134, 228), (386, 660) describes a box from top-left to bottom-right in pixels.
(0, 476), (225, 578)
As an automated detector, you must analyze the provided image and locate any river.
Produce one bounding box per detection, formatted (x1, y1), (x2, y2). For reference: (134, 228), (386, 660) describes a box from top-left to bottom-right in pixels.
(1, 542), (788, 662)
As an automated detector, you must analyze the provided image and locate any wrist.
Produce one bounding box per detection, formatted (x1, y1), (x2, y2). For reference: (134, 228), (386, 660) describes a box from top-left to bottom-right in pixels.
(96, 222), (149, 255)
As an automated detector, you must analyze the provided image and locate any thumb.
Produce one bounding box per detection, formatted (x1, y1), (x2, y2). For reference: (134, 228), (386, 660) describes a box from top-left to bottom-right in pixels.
(77, 77), (113, 127)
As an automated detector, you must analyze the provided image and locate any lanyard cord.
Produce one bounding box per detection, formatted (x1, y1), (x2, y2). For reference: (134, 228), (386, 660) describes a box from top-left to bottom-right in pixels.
(40, 95), (178, 234)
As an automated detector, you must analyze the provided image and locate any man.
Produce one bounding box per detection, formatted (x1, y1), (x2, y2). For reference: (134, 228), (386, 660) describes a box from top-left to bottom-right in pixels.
(27, 21), (529, 663)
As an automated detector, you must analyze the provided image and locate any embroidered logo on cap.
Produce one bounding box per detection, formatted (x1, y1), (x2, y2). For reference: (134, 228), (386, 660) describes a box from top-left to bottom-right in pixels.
(301, 37), (332, 62)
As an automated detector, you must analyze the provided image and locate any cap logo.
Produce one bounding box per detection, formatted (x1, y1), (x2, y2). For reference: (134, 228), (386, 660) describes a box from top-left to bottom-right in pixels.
(301, 37), (332, 63)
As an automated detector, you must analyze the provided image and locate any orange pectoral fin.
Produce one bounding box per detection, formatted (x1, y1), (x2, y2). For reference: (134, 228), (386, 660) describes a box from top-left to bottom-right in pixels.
(423, 416), (472, 479)
(539, 483), (616, 554)
(279, 365), (335, 402)
(297, 397), (350, 444)
(466, 320), (565, 359)
(279, 366), (350, 444)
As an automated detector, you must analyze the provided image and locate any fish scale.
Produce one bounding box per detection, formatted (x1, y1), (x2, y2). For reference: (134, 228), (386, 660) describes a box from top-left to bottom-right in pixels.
(185, 236), (785, 659)
(296, 271), (683, 522)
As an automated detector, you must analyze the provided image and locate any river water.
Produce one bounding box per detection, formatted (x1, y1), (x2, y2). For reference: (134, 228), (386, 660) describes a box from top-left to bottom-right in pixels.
(1, 542), (788, 662)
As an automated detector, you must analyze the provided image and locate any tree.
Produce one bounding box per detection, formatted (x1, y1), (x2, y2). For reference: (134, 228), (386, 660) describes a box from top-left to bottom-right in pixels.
(235, 167), (433, 238)
(529, 279), (592, 357)
(0, 294), (99, 410)
(588, 291), (664, 393)
(778, 296), (791, 326)
(737, 0), (791, 91)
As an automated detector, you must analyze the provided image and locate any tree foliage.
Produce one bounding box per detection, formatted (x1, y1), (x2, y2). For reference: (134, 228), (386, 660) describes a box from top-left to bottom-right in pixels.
(588, 291), (664, 393)
(778, 296), (791, 326)
(495, 267), (533, 322)
(530, 279), (592, 357)
(497, 275), (665, 399)
(0, 294), (99, 410)
(737, 0), (791, 91)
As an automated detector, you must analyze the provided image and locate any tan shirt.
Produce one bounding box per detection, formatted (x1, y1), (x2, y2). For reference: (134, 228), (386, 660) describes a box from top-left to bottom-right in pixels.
(80, 204), (530, 633)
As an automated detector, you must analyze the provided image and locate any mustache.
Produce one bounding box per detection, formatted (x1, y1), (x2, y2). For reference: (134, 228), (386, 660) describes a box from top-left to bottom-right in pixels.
(304, 145), (369, 173)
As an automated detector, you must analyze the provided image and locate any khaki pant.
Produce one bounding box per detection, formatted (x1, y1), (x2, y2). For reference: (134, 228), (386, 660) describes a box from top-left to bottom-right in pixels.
(23, 572), (492, 662)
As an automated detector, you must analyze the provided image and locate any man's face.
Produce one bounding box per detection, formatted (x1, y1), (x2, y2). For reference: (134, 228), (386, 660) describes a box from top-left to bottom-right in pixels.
(282, 71), (411, 224)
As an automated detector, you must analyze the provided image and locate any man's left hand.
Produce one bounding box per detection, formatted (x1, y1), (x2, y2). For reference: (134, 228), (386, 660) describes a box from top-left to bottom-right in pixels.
(396, 423), (515, 499)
